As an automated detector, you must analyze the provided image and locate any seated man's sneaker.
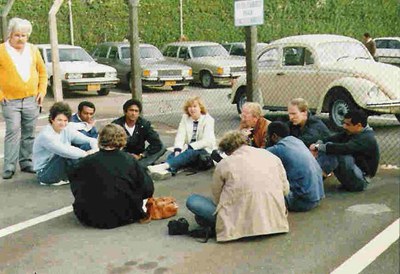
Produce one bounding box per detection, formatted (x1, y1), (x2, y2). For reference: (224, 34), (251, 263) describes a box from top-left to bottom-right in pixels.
(2, 170), (15, 179)
(21, 166), (36, 174)
(148, 165), (171, 181)
(40, 180), (70, 186)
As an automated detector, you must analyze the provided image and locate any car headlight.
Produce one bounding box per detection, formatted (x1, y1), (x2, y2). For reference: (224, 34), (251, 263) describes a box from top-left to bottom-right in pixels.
(183, 68), (192, 77)
(105, 71), (117, 78)
(217, 67), (230, 75)
(143, 69), (158, 77)
(65, 73), (83, 79)
(367, 86), (379, 98)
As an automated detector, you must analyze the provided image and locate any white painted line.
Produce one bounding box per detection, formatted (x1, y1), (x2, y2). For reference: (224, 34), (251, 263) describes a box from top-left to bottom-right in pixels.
(0, 205), (73, 238)
(331, 218), (399, 274)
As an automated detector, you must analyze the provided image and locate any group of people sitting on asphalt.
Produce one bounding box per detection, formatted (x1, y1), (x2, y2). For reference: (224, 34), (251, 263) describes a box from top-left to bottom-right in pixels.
(1, 17), (380, 242)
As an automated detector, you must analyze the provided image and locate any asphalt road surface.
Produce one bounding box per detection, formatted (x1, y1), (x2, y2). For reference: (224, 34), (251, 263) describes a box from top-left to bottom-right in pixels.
(0, 85), (399, 273)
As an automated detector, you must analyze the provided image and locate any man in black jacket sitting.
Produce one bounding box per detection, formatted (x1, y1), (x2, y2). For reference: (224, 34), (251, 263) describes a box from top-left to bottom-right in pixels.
(113, 99), (165, 168)
(288, 98), (331, 148)
(310, 110), (380, 192)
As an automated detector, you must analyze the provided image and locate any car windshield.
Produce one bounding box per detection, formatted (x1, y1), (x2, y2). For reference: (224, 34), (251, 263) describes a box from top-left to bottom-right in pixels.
(46, 48), (94, 62)
(120, 46), (164, 60)
(191, 45), (229, 58)
(316, 42), (372, 64)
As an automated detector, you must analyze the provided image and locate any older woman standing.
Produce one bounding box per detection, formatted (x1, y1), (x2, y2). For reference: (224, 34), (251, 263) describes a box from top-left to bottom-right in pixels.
(0, 18), (47, 179)
(187, 131), (290, 242)
(69, 124), (154, 229)
(148, 96), (216, 180)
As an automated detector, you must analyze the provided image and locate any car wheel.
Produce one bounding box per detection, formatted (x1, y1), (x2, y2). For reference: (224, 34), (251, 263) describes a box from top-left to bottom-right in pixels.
(172, 85), (185, 91)
(236, 88), (247, 114)
(97, 88), (110, 96)
(200, 71), (214, 88)
(329, 92), (357, 130)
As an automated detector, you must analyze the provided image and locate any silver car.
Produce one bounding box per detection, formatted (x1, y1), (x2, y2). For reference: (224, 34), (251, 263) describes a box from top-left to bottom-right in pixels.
(92, 42), (193, 91)
(163, 41), (246, 88)
(374, 37), (400, 67)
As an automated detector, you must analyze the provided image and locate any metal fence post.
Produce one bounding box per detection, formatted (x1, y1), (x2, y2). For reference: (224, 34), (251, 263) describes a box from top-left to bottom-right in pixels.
(245, 26), (258, 102)
(49, 0), (64, 102)
(128, 0), (142, 101)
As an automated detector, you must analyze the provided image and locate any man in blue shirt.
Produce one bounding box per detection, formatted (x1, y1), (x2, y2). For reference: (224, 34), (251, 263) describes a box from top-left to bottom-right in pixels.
(267, 121), (325, 212)
(70, 101), (98, 151)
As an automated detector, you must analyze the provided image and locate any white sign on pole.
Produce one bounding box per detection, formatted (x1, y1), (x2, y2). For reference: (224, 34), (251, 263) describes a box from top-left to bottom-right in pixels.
(234, 0), (264, 27)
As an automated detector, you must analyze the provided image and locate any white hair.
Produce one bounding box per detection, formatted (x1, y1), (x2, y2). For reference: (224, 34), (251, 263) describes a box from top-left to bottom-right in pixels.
(7, 18), (32, 38)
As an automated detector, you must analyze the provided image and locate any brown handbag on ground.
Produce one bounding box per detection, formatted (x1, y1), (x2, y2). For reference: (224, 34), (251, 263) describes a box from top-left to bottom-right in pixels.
(140, 197), (178, 223)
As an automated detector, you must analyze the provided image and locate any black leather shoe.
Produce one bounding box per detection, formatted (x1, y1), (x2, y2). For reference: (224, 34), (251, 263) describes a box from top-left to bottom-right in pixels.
(2, 170), (15, 179)
(21, 166), (36, 174)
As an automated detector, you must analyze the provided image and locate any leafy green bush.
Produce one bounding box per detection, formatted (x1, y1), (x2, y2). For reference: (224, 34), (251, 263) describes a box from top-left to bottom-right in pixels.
(1, 0), (398, 51)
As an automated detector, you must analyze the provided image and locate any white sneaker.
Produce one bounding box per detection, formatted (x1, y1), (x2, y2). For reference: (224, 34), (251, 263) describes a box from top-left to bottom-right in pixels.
(149, 169), (171, 181)
(40, 180), (70, 186)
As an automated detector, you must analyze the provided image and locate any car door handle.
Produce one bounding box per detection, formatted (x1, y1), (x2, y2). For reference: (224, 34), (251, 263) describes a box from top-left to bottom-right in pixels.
(277, 72), (285, 76)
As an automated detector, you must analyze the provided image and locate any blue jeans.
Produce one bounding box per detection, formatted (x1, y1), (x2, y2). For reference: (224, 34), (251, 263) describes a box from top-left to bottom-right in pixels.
(166, 148), (207, 173)
(317, 152), (368, 192)
(36, 155), (78, 184)
(285, 191), (320, 212)
(186, 194), (216, 227)
(1, 96), (39, 172)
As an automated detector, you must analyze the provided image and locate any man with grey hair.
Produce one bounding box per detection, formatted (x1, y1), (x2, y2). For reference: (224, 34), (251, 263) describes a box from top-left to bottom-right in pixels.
(0, 18), (47, 179)
(186, 131), (289, 242)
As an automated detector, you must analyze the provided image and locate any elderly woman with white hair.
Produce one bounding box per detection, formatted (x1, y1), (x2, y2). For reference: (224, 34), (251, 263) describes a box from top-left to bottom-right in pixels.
(0, 18), (47, 179)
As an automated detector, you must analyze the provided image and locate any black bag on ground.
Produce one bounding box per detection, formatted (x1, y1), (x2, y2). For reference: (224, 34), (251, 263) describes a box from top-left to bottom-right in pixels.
(196, 153), (214, 171)
(168, 218), (189, 235)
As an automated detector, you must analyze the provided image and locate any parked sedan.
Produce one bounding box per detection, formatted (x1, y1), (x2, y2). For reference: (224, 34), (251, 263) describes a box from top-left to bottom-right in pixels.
(222, 42), (269, 56)
(229, 34), (400, 129)
(374, 37), (400, 67)
(92, 42), (193, 91)
(37, 44), (118, 96)
(163, 41), (246, 88)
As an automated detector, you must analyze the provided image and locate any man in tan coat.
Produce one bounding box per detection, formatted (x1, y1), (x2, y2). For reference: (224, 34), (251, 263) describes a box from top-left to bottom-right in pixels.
(186, 131), (289, 242)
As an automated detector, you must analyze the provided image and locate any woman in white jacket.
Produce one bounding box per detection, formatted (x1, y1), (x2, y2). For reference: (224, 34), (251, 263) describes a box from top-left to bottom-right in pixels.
(148, 96), (216, 180)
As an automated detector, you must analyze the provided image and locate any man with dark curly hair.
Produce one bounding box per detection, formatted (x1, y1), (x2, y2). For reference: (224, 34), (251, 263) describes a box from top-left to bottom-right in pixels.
(69, 124), (154, 229)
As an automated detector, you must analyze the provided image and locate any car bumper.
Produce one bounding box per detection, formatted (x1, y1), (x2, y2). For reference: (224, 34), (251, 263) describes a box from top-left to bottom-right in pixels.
(142, 77), (193, 88)
(366, 100), (400, 114)
(62, 77), (119, 91)
(214, 73), (245, 86)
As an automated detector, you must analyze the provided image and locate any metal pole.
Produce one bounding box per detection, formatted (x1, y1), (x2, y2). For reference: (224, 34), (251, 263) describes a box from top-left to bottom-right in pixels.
(179, 0), (183, 38)
(49, 0), (64, 102)
(245, 26), (257, 102)
(68, 0), (74, 45)
(128, 0), (142, 101)
(1, 0), (15, 42)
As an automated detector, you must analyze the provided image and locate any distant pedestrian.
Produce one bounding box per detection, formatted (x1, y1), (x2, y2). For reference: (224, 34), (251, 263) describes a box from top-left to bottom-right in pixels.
(186, 131), (289, 242)
(310, 110), (380, 192)
(0, 18), (47, 180)
(148, 96), (216, 180)
(287, 98), (331, 148)
(363, 32), (376, 57)
(33, 102), (98, 186)
(69, 124), (154, 229)
(112, 99), (165, 168)
(69, 101), (99, 151)
(267, 121), (325, 212)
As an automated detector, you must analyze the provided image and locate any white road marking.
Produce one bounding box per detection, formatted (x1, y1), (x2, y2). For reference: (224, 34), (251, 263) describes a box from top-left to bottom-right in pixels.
(0, 206), (73, 238)
(331, 218), (399, 274)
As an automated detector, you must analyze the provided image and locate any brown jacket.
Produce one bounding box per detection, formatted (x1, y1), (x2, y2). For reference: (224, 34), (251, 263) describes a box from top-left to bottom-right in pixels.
(364, 39), (376, 56)
(212, 145), (290, 242)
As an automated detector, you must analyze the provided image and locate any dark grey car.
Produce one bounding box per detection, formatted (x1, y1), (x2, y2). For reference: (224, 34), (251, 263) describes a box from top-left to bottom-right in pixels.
(92, 42), (193, 91)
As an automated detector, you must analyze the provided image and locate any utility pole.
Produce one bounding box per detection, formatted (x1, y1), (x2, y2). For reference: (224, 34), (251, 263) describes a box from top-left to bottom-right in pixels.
(1, 0), (15, 42)
(128, 0), (142, 101)
(179, 0), (183, 38)
(245, 26), (257, 102)
(49, 0), (64, 102)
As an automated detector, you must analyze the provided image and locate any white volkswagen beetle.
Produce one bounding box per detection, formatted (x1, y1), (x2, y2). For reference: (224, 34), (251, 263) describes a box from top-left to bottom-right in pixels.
(37, 44), (119, 96)
(230, 34), (400, 128)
